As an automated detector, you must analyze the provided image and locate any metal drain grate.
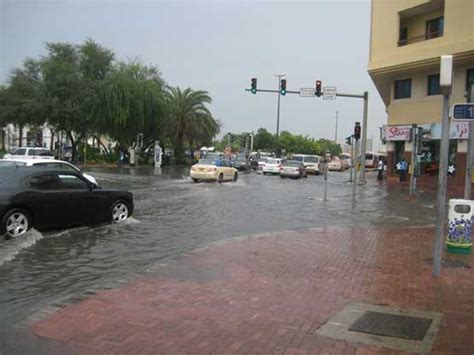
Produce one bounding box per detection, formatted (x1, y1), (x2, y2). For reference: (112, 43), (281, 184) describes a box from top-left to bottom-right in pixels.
(348, 311), (432, 341)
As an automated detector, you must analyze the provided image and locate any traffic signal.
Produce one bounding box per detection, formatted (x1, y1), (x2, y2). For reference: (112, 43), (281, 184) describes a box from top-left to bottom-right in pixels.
(315, 80), (322, 97)
(345, 136), (352, 146)
(354, 122), (361, 140)
(280, 79), (287, 95)
(251, 78), (257, 94)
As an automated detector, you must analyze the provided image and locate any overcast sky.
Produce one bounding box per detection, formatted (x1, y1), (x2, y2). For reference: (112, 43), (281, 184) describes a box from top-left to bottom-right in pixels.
(0, 0), (387, 147)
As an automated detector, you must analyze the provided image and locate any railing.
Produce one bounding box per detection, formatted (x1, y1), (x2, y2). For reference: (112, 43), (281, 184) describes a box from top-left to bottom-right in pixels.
(398, 31), (443, 46)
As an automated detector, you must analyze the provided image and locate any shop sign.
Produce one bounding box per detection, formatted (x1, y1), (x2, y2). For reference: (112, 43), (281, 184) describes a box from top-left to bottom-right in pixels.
(429, 122), (470, 140)
(384, 125), (411, 141)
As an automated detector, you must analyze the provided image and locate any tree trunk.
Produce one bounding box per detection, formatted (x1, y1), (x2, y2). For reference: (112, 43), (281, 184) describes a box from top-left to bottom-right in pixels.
(66, 130), (76, 163)
(1, 129), (5, 151)
(19, 125), (23, 147)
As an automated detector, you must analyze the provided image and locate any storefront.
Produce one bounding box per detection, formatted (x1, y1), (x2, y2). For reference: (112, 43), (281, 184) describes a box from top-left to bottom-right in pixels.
(383, 122), (470, 186)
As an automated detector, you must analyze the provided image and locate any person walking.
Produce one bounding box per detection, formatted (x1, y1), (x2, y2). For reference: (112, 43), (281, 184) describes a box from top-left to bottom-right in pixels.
(399, 158), (408, 182)
(377, 158), (384, 181)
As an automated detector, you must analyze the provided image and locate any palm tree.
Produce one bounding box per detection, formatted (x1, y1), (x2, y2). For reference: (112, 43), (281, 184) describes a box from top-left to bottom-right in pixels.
(165, 87), (220, 163)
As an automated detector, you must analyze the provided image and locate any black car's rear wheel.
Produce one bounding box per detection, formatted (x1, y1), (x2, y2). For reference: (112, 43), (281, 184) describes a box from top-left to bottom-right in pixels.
(3, 208), (31, 239)
(111, 200), (130, 223)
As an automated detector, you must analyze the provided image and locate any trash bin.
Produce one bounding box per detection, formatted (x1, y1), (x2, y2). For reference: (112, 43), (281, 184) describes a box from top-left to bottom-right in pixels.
(446, 199), (473, 254)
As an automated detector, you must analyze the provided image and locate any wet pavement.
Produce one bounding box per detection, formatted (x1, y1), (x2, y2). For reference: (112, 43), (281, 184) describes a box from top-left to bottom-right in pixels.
(0, 167), (440, 353)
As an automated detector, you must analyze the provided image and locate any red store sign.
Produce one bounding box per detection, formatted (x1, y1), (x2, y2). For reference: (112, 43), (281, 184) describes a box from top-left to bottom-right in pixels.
(385, 125), (411, 141)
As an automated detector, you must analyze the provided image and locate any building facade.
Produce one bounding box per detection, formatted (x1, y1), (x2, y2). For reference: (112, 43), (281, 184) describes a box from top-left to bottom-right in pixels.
(368, 0), (474, 185)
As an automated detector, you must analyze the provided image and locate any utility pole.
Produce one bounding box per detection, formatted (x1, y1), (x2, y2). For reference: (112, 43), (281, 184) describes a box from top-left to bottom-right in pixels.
(275, 73), (285, 157)
(433, 55), (453, 278)
(409, 124), (417, 195)
(359, 91), (369, 183)
(334, 111), (339, 144)
(352, 123), (361, 202)
(464, 83), (474, 199)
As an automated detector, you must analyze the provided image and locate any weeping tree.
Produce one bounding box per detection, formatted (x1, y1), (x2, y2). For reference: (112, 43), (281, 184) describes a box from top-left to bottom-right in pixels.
(92, 61), (167, 150)
(165, 87), (220, 164)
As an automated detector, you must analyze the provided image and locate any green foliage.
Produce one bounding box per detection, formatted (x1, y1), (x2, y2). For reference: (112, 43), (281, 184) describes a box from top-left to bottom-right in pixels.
(165, 87), (220, 164)
(254, 128), (275, 151)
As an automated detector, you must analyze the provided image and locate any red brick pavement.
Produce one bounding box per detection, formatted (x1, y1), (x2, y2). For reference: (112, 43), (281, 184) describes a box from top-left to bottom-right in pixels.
(32, 227), (474, 354)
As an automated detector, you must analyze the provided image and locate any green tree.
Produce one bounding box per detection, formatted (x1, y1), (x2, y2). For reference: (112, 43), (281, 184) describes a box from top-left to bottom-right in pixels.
(93, 61), (167, 149)
(254, 128), (275, 151)
(165, 87), (219, 164)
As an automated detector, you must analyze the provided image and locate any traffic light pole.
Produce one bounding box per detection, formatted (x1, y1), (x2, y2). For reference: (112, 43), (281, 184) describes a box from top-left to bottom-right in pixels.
(349, 136), (354, 183)
(352, 138), (359, 202)
(409, 124), (417, 195)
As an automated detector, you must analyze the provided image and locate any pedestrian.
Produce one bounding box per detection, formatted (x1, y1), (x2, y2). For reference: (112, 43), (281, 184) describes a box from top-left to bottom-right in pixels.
(399, 158), (408, 182)
(377, 158), (384, 181)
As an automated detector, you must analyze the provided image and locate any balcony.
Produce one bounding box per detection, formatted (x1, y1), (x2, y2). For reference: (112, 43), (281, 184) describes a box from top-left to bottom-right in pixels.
(398, 0), (444, 47)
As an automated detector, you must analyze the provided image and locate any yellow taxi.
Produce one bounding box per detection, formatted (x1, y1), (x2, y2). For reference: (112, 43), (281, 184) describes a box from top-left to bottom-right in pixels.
(190, 158), (238, 183)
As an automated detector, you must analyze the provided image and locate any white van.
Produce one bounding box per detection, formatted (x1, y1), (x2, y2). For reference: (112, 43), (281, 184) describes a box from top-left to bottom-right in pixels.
(291, 154), (321, 175)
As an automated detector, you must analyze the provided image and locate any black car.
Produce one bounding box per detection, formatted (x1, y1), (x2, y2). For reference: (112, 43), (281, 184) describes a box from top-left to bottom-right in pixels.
(233, 157), (248, 171)
(0, 168), (134, 239)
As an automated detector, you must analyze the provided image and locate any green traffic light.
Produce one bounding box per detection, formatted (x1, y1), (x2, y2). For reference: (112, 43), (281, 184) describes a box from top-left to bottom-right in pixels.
(251, 88), (257, 94)
(280, 90), (286, 96)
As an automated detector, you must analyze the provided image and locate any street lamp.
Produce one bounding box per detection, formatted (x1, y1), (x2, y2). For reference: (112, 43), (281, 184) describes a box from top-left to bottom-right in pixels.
(334, 111), (339, 144)
(275, 73), (286, 157)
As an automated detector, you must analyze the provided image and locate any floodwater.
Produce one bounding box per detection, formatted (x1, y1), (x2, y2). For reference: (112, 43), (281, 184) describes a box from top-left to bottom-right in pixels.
(0, 167), (437, 352)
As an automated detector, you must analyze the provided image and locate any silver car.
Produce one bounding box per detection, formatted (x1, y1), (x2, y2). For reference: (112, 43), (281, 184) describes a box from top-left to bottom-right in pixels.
(280, 160), (307, 179)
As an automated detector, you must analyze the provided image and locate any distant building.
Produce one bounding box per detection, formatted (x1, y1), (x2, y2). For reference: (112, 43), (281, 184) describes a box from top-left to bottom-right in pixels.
(368, 0), (474, 185)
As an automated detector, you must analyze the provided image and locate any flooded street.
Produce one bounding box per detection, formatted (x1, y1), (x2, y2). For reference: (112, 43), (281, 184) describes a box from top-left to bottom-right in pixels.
(0, 168), (438, 343)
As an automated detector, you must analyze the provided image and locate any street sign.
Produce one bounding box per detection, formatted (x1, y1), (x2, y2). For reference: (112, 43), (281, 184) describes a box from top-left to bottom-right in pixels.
(323, 87), (337, 100)
(452, 103), (474, 120)
(299, 88), (315, 97)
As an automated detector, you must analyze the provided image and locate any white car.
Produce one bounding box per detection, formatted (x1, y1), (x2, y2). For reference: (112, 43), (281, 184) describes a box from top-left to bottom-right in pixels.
(292, 154), (321, 175)
(4, 147), (55, 160)
(328, 158), (345, 171)
(0, 158), (98, 186)
(262, 158), (284, 175)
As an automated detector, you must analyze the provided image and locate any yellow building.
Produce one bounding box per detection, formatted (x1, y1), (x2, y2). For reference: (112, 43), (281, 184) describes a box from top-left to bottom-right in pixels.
(368, 0), (474, 185)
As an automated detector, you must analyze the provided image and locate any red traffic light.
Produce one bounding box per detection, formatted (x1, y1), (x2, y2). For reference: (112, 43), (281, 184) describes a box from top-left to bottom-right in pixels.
(315, 80), (322, 97)
(354, 122), (361, 140)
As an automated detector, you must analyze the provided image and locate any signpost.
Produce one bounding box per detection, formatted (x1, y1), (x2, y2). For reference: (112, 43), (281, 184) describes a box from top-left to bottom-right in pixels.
(323, 87), (337, 100)
(452, 104), (474, 120)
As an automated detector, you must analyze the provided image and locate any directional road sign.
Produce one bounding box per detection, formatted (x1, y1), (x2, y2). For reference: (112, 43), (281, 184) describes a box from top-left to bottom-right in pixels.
(452, 103), (474, 120)
(323, 87), (337, 100)
(299, 88), (315, 97)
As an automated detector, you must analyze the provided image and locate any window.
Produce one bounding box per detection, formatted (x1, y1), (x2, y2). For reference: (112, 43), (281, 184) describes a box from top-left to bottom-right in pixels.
(58, 174), (89, 190)
(428, 74), (441, 95)
(394, 79), (412, 99)
(467, 69), (474, 95)
(13, 148), (26, 156)
(399, 27), (408, 46)
(29, 174), (59, 190)
(426, 17), (444, 39)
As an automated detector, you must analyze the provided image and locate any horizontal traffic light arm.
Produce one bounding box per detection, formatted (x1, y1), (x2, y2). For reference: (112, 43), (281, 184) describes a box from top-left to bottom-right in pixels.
(245, 88), (301, 94)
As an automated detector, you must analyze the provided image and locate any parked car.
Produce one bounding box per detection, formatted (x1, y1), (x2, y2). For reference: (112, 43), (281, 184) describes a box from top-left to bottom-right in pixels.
(4, 147), (55, 160)
(0, 168), (134, 239)
(328, 158), (345, 171)
(280, 160), (307, 179)
(292, 154), (321, 175)
(190, 158), (238, 183)
(262, 158), (284, 175)
(0, 158), (98, 186)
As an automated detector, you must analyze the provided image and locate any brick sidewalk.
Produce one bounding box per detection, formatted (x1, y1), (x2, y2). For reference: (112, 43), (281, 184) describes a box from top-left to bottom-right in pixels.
(32, 227), (474, 354)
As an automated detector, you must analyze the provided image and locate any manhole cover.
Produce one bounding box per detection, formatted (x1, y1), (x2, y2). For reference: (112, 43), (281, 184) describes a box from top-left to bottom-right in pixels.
(349, 311), (432, 341)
